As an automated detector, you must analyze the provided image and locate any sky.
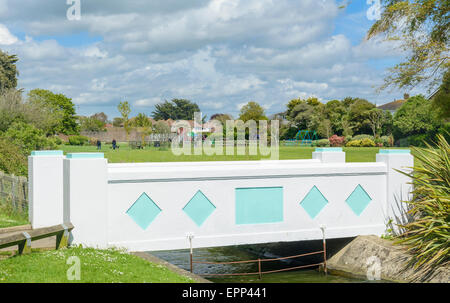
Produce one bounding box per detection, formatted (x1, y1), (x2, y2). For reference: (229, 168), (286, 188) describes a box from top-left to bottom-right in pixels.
(0, 0), (426, 120)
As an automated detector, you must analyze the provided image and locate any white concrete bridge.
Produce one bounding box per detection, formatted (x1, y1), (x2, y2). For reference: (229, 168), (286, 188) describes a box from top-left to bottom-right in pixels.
(28, 148), (412, 251)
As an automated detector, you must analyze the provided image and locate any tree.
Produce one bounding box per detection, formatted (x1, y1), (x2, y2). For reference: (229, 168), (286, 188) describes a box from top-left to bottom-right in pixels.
(152, 99), (201, 120)
(133, 113), (153, 146)
(367, 108), (384, 138)
(117, 101), (131, 141)
(238, 101), (268, 123)
(112, 117), (123, 127)
(432, 68), (450, 120)
(0, 50), (19, 91)
(347, 99), (376, 134)
(393, 95), (440, 138)
(287, 102), (314, 130)
(367, 0), (450, 91)
(28, 89), (79, 135)
(79, 115), (106, 132)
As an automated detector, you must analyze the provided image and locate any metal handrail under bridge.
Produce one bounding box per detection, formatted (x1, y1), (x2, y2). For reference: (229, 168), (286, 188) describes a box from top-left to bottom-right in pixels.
(188, 227), (327, 279)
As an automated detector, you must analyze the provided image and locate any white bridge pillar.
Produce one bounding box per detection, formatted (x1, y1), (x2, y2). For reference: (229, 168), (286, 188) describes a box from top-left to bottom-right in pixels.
(312, 147), (346, 163)
(63, 153), (108, 248)
(28, 151), (65, 228)
(376, 149), (414, 232)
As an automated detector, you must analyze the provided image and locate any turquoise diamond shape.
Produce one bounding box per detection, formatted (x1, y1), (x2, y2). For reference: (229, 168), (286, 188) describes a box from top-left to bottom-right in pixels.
(300, 186), (328, 219)
(183, 191), (216, 226)
(126, 193), (162, 230)
(346, 185), (372, 216)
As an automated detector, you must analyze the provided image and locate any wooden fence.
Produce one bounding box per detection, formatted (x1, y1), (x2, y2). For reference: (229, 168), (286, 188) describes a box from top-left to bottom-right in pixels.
(0, 171), (28, 213)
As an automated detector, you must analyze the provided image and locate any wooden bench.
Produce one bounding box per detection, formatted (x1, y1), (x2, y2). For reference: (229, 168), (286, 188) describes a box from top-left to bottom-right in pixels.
(0, 223), (74, 255)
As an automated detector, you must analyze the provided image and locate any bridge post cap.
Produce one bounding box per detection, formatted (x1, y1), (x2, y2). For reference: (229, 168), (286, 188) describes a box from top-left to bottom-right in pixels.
(315, 147), (343, 152)
(66, 153), (105, 159)
(31, 150), (64, 156)
(378, 149), (411, 154)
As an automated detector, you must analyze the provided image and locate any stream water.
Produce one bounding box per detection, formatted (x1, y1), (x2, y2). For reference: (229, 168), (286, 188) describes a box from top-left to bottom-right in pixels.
(152, 245), (385, 283)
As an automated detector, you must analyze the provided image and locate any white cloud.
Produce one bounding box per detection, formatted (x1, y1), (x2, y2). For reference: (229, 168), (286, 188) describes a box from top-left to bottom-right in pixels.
(0, 24), (18, 45)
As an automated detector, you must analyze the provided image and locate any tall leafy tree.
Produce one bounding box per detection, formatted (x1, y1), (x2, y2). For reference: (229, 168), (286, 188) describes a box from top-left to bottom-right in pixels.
(238, 101), (268, 122)
(0, 49), (19, 91)
(367, 0), (450, 91)
(28, 89), (79, 135)
(133, 113), (153, 146)
(152, 99), (201, 120)
(393, 95), (440, 138)
(118, 101), (131, 141)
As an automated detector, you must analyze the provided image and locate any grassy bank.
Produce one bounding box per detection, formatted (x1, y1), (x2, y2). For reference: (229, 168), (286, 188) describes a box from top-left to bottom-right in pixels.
(0, 246), (195, 283)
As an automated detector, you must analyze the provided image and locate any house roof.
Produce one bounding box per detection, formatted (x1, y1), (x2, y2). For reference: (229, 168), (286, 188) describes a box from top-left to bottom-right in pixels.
(378, 99), (406, 111)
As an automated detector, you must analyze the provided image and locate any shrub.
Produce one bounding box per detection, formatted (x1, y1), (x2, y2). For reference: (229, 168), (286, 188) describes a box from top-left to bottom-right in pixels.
(0, 138), (27, 176)
(396, 134), (450, 278)
(68, 135), (89, 146)
(344, 135), (353, 144)
(2, 121), (57, 155)
(89, 137), (99, 146)
(360, 138), (376, 147)
(407, 134), (429, 147)
(52, 136), (63, 146)
(314, 139), (330, 147)
(329, 135), (345, 147)
(352, 134), (374, 141)
(380, 135), (394, 147)
(346, 139), (362, 147)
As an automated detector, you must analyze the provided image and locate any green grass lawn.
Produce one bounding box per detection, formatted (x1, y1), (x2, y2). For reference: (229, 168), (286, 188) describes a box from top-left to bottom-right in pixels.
(0, 246), (194, 283)
(0, 202), (28, 228)
(59, 143), (405, 163)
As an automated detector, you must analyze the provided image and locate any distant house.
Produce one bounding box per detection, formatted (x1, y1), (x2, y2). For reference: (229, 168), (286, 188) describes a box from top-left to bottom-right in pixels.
(377, 93), (410, 115)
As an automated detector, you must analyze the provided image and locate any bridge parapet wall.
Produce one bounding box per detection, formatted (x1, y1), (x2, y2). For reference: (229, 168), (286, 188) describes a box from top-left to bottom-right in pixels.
(28, 148), (413, 251)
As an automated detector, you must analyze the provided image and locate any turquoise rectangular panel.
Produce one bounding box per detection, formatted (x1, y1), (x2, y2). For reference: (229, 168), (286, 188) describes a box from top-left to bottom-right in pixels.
(379, 149), (410, 154)
(66, 153), (104, 159)
(315, 147), (342, 152)
(31, 150), (63, 156)
(235, 187), (283, 225)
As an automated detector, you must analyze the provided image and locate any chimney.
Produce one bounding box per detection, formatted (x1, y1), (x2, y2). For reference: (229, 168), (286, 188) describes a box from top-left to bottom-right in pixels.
(404, 93), (410, 100)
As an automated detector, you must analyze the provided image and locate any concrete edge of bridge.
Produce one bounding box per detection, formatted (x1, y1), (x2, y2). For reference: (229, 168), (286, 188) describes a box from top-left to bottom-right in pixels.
(131, 251), (212, 283)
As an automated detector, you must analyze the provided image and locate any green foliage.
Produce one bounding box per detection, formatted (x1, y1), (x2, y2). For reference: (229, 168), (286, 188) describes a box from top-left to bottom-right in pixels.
(0, 137), (27, 176)
(395, 134), (450, 278)
(314, 139), (330, 147)
(28, 89), (79, 135)
(79, 115), (106, 132)
(380, 135), (394, 147)
(368, 0), (450, 90)
(346, 140), (362, 147)
(2, 121), (56, 156)
(68, 135), (90, 146)
(133, 113), (153, 146)
(347, 98), (376, 134)
(393, 95), (440, 138)
(432, 68), (450, 120)
(0, 89), (26, 132)
(0, 50), (19, 91)
(152, 99), (201, 120)
(153, 120), (171, 135)
(238, 101), (268, 122)
(353, 134), (375, 141)
(112, 117), (123, 127)
(346, 138), (376, 147)
(360, 138), (376, 147)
